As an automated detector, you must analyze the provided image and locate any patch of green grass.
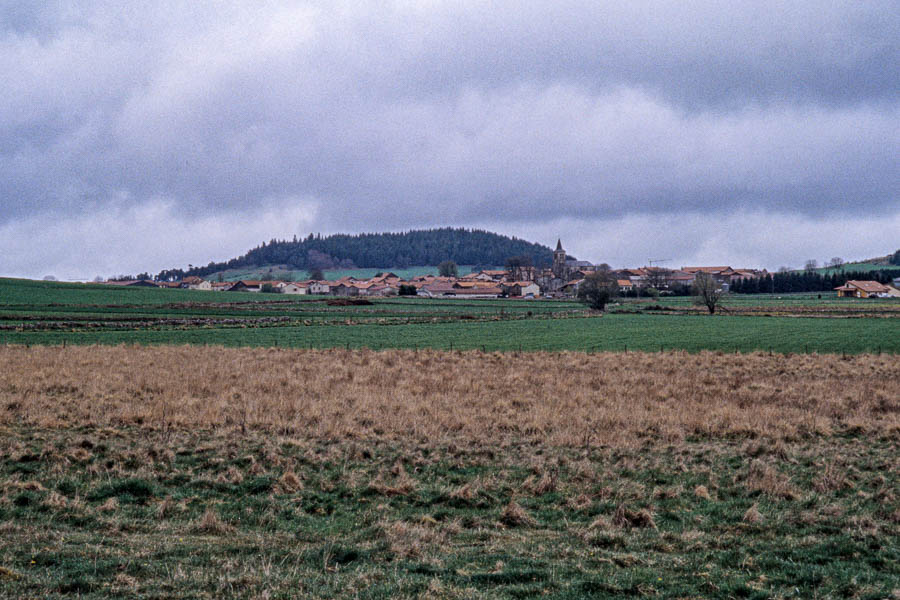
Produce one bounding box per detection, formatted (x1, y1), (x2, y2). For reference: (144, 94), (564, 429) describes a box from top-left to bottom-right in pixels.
(1, 427), (897, 599)
(813, 262), (891, 276)
(3, 278), (898, 355)
(3, 312), (899, 354)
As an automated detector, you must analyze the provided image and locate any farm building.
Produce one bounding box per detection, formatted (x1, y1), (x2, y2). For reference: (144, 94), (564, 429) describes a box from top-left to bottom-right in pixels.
(227, 280), (264, 292)
(181, 276), (212, 290)
(834, 280), (893, 298)
(501, 281), (540, 297)
(330, 282), (360, 297)
(307, 281), (330, 294)
(277, 282), (308, 295)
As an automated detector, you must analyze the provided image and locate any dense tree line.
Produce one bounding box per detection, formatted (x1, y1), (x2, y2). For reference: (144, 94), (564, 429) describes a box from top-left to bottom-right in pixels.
(732, 269), (900, 294)
(157, 228), (555, 280)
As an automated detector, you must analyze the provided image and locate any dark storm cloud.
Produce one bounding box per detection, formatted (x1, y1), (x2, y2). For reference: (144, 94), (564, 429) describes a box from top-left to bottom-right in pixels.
(0, 1), (898, 277)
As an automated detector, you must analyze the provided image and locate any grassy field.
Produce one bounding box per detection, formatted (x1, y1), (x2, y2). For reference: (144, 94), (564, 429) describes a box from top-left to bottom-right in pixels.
(1, 346), (897, 599)
(3, 313), (900, 354)
(813, 262), (893, 276)
(2, 278), (899, 354)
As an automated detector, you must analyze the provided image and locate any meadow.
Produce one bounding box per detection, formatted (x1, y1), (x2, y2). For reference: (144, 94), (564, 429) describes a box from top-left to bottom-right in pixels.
(1, 346), (898, 599)
(2, 278), (899, 354)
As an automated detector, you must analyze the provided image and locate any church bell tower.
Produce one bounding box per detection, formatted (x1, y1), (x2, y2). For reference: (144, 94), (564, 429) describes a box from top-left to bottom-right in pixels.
(552, 239), (567, 278)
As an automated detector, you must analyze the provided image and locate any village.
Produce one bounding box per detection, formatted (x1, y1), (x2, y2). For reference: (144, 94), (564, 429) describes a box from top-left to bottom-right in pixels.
(103, 239), (900, 299)
(104, 239), (796, 299)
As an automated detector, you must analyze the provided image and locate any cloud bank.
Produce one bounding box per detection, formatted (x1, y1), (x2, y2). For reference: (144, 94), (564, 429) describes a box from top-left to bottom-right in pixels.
(1, 1), (897, 277)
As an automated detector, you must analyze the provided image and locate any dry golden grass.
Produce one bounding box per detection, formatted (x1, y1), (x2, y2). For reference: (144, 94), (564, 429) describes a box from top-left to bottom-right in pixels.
(1, 345), (898, 447)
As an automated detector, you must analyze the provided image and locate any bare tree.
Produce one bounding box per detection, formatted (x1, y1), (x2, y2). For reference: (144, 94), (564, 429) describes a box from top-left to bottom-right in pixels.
(827, 257), (844, 268)
(505, 255), (533, 281)
(577, 267), (618, 311)
(692, 272), (725, 314)
(804, 259), (818, 272)
(644, 267), (671, 292)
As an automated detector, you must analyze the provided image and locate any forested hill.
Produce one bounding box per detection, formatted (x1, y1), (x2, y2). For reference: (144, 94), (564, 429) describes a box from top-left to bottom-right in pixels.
(166, 229), (556, 280)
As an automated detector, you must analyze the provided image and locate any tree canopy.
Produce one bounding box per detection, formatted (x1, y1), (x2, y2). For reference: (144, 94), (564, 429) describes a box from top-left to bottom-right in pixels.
(161, 228), (555, 280)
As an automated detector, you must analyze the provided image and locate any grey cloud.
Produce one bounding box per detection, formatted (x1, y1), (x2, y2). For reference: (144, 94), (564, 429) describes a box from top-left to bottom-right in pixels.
(0, 0), (897, 259)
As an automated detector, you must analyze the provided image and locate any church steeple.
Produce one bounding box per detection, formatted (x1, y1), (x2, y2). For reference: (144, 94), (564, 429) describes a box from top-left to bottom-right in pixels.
(553, 238), (567, 278)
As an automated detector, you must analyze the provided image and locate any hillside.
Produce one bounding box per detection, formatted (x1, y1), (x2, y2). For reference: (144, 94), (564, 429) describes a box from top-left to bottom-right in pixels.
(161, 228), (556, 280)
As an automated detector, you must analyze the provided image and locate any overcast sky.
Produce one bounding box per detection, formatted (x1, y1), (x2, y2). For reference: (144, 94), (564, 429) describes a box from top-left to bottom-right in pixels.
(1, 1), (897, 279)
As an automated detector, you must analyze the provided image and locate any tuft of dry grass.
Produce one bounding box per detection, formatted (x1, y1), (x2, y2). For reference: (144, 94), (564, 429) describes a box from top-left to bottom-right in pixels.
(694, 485), (712, 500)
(1, 345), (898, 448)
(98, 497), (119, 512)
(743, 504), (764, 524)
(612, 504), (657, 529)
(368, 462), (417, 497)
(743, 459), (801, 500)
(523, 471), (557, 496)
(500, 501), (537, 527)
(191, 508), (235, 535)
(278, 470), (303, 493)
(379, 520), (447, 559)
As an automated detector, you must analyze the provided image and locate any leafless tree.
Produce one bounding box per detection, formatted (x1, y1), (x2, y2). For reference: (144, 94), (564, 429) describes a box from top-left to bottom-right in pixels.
(577, 267), (618, 311)
(692, 272), (725, 314)
(644, 267), (671, 291)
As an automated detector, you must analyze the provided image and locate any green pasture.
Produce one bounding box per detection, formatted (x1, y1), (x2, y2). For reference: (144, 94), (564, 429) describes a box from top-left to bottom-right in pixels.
(2, 278), (898, 354)
(813, 261), (890, 276)
(618, 291), (900, 308)
(3, 314), (898, 355)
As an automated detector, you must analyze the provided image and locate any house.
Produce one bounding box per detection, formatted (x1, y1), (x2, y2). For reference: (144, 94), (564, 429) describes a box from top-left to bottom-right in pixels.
(210, 281), (232, 291)
(277, 282), (308, 295)
(418, 282), (501, 298)
(450, 285), (502, 298)
(668, 271), (696, 287)
(560, 279), (585, 296)
(330, 282), (359, 296)
(617, 279), (634, 292)
(479, 270), (509, 281)
(307, 281), (330, 295)
(501, 281), (540, 297)
(227, 280), (265, 292)
(367, 284), (398, 297)
(181, 276), (212, 290)
(834, 280), (892, 298)
(418, 282), (457, 297)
